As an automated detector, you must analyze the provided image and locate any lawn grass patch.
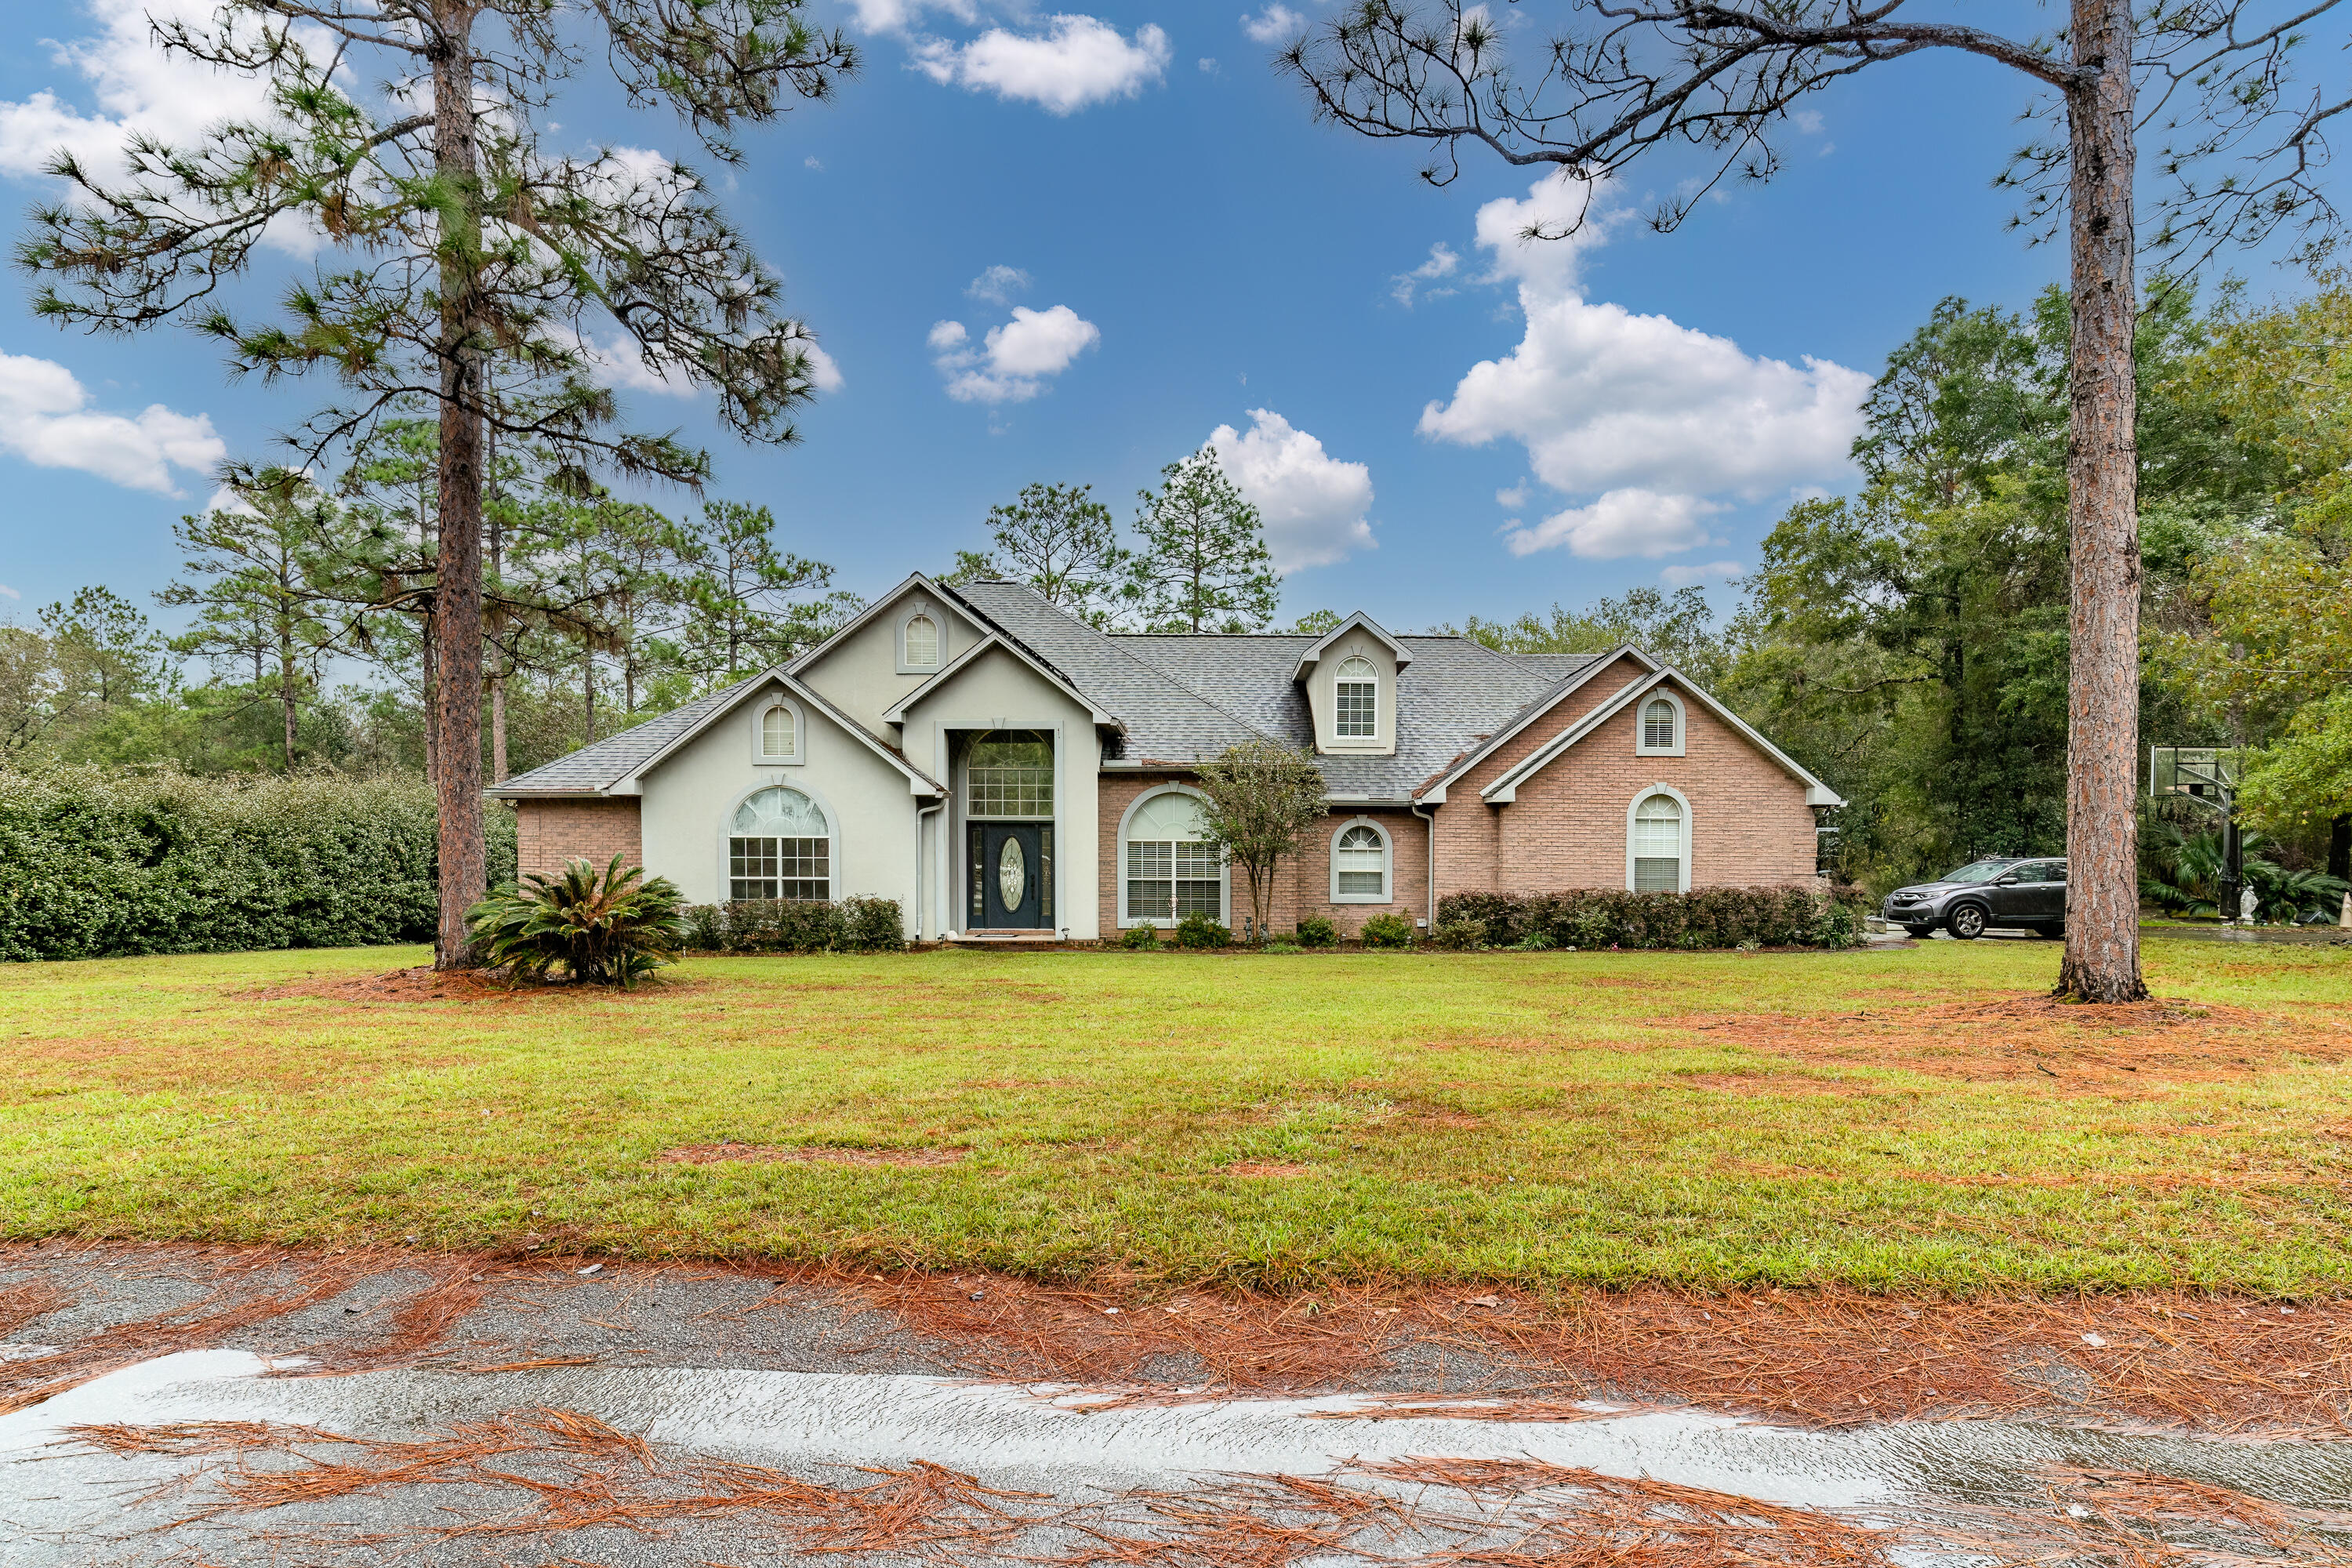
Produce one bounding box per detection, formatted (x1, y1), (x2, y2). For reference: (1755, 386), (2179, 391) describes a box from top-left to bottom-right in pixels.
(3, 941), (2350, 1293)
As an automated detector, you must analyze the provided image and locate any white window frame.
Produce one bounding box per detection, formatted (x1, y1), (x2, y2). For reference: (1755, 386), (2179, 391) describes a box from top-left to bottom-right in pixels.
(720, 782), (840, 903)
(751, 695), (804, 766)
(1329, 815), (1392, 904)
(1334, 655), (1379, 742)
(898, 605), (945, 674)
(1635, 690), (1686, 757)
(1116, 785), (1230, 929)
(1624, 784), (1692, 893)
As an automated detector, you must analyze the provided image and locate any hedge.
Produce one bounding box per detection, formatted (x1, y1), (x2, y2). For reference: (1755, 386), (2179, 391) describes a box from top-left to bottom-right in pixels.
(1436, 885), (1867, 951)
(682, 897), (907, 954)
(0, 768), (516, 961)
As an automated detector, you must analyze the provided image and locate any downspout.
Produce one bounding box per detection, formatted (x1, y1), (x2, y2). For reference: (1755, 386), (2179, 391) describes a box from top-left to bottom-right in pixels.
(917, 797), (946, 942)
(1411, 800), (1437, 931)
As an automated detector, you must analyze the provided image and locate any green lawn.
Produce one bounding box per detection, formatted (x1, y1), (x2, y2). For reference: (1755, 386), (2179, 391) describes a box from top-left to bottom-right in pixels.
(5, 941), (2350, 1294)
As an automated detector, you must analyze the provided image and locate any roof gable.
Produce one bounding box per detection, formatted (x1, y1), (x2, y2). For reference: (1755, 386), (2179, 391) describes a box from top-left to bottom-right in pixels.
(882, 630), (1123, 729)
(1414, 645), (1648, 803)
(1290, 612), (1412, 681)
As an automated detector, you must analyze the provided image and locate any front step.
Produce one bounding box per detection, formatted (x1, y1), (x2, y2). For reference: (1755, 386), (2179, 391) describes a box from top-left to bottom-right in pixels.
(942, 929), (1073, 948)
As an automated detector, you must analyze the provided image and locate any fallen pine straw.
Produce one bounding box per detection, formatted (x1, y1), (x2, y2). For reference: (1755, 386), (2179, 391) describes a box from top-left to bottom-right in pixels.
(0, 1276), (67, 1338)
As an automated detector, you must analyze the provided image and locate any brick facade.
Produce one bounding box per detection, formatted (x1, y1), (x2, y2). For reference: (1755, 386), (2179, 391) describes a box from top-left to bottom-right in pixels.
(1094, 659), (1817, 935)
(1096, 772), (1430, 938)
(514, 798), (644, 882)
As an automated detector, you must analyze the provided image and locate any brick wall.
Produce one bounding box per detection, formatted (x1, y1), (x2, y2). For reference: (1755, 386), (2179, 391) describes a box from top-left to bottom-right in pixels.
(1096, 773), (1429, 937)
(514, 797), (644, 882)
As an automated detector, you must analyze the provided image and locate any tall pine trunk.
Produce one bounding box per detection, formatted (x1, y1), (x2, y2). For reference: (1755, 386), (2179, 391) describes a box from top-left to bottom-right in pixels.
(2056, 0), (2147, 1003)
(430, 10), (488, 970)
(281, 642), (298, 774)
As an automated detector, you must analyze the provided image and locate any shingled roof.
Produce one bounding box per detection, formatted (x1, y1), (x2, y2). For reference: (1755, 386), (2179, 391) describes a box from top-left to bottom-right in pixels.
(490, 674), (768, 796)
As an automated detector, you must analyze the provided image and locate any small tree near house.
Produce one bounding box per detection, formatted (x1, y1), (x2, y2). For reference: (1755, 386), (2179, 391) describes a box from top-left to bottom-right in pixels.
(1193, 739), (1329, 946)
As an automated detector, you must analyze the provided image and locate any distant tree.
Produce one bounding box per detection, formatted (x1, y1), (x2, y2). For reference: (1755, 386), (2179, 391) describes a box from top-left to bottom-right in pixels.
(1127, 449), (1280, 633)
(42, 588), (173, 717)
(1444, 586), (1729, 683)
(1193, 739), (1330, 946)
(21, 0), (855, 966)
(974, 483), (1133, 626)
(670, 501), (854, 682)
(1288, 608), (1342, 635)
(160, 476), (364, 772)
(1279, 0), (2352, 1002)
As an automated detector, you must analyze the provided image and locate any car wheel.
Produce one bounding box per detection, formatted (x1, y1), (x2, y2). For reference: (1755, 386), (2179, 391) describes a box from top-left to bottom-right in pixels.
(2036, 924), (2066, 940)
(1946, 903), (1987, 941)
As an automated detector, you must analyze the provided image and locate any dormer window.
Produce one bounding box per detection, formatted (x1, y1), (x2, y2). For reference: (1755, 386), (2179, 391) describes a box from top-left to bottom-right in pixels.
(904, 614), (939, 668)
(1335, 656), (1377, 739)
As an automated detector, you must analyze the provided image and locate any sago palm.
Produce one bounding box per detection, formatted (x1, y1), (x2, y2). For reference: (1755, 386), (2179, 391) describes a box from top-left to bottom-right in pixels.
(466, 856), (686, 988)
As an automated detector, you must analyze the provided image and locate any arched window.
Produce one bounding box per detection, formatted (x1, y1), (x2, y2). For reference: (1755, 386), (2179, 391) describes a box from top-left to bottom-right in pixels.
(1631, 793), (1685, 893)
(1122, 789), (1223, 924)
(1335, 655), (1377, 739)
(1331, 819), (1391, 902)
(1635, 691), (1685, 755)
(730, 786), (830, 901)
(903, 613), (939, 669)
(758, 702), (797, 761)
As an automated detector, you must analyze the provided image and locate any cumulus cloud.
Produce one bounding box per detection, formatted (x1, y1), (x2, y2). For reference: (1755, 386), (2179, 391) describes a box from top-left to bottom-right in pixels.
(931, 304), (1100, 403)
(1660, 558), (1745, 587)
(586, 329), (840, 398)
(1391, 241), (1460, 307)
(966, 264), (1031, 306)
(1240, 4), (1305, 43)
(1207, 408), (1375, 573)
(0, 349), (225, 495)
(1421, 173), (1869, 560)
(844, 0), (978, 33)
(0, 583), (20, 600)
(914, 15), (1171, 114)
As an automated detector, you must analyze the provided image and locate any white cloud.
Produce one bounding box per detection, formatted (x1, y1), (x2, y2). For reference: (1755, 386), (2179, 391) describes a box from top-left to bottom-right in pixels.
(1421, 173), (1869, 560)
(931, 304), (1100, 403)
(1391, 241), (1460, 307)
(1495, 483), (1528, 510)
(0, 0), (284, 183)
(844, 0), (978, 34)
(0, 348), (224, 495)
(587, 328), (841, 397)
(1504, 490), (1720, 560)
(0, 583), (20, 600)
(966, 264), (1031, 306)
(1198, 57), (1220, 73)
(1240, 4), (1305, 44)
(1206, 408), (1375, 572)
(805, 154), (824, 170)
(914, 16), (1171, 114)
(1660, 558), (1746, 587)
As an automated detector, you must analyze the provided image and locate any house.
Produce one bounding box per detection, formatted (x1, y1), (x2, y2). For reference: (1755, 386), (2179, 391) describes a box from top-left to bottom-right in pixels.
(489, 574), (1844, 939)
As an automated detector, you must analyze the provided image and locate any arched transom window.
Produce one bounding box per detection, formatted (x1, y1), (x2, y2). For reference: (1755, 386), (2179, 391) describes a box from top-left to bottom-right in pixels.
(759, 702), (797, 760)
(903, 613), (939, 669)
(731, 786), (830, 902)
(1632, 793), (1684, 893)
(1642, 699), (1677, 750)
(1335, 655), (1377, 739)
(1332, 822), (1390, 902)
(1124, 791), (1222, 924)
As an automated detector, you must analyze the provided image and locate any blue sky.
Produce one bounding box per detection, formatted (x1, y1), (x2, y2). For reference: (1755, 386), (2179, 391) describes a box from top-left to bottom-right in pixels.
(0, 0), (2091, 641)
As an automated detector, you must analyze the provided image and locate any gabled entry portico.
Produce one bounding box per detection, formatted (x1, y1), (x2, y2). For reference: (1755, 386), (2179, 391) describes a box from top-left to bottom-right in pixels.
(961, 730), (1055, 931)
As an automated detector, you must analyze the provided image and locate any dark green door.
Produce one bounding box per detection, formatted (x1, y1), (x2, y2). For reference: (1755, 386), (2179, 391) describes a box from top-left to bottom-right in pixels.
(971, 822), (1051, 929)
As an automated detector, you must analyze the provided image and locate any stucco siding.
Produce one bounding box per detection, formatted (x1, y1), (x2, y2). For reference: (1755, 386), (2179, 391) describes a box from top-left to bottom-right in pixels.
(794, 586), (985, 736)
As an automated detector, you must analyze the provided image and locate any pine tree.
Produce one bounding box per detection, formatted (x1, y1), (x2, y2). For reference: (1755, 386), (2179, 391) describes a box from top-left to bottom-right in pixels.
(1127, 450), (1280, 633)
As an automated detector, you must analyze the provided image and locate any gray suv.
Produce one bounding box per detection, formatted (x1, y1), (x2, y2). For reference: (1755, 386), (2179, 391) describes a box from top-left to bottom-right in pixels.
(1881, 857), (2068, 941)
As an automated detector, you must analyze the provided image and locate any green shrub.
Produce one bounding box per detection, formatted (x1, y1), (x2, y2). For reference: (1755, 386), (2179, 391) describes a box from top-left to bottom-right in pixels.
(0, 766), (514, 962)
(1119, 923), (1163, 950)
(466, 855), (686, 988)
(1435, 885), (1866, 951)
(1294, 913), (1339, 948)
(1261, 938), (1301, 954)
(1359, 912), (1414, 948)
(1174, 910), (1231, 949)
(1425, 918), (1488, 951)
(840, 896), (909, 953)
(683, 902), (724, 953)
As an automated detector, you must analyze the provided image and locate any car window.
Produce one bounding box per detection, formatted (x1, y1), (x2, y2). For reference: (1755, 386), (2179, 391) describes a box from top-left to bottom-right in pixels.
(1942, 860), (2013, 884)
(2011, 862), (2053, 883)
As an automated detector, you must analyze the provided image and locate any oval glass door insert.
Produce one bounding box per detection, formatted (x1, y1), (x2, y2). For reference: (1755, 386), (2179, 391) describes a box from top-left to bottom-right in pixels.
(997, 836), (1026, 911)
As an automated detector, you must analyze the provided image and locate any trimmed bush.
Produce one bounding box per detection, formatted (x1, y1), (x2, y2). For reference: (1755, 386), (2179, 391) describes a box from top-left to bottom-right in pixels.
(466, 855), (685, 988)
(1118, 923), (1163, 950)
(0, 767), (515, 962)
(1425, 918), (1489, 951)
(1359, 912), (1415, 948)
(681, 896), (907, 955)
(1435, 885), (1867, 951)
(1174, 910), (1230, 949)
(1294, 913), (1338, 949)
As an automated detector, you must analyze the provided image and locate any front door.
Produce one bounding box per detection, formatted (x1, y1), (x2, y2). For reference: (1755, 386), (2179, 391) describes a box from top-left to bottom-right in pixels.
(971, 822), (1052, 929)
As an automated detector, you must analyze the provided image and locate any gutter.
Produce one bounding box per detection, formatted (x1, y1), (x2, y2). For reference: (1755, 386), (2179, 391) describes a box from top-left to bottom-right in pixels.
(916, 797), (947, 941)
(1411, 800), (1438, 931)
